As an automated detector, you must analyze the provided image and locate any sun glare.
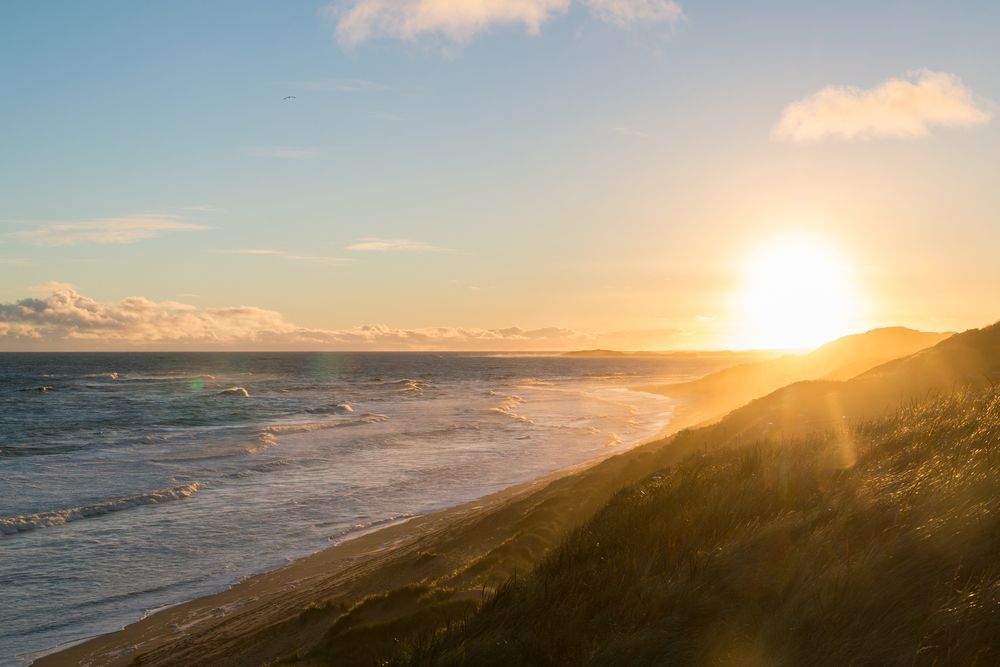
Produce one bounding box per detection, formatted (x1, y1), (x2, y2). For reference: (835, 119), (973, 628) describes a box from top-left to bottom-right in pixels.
(735, 236), (862, 350)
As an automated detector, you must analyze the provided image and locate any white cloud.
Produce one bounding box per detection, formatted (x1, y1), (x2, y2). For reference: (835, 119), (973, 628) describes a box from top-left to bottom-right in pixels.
(346, 237), (448, 252)
(0, 285), (599, 350)
(13, 213), (208, 246)
(0, 287), (707, 351)
(774, 69), (992, 142)
(216, 249), (350, 264)
(326, 0), (683, 47)
(585, 0), (682, 27)
(247, 146), (321, 159)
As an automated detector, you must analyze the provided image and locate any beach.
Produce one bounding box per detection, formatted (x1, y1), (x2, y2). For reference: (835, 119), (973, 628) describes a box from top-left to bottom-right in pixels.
(35, 400), (705, 667)
(1, 351), (741, 665)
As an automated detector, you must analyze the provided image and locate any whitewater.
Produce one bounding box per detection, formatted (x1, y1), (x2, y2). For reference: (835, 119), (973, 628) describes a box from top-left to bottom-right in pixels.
(0, 352), (716, 665)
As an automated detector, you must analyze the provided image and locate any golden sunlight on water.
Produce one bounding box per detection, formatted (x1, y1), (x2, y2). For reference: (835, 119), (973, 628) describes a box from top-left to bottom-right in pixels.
(734, 235), (864, 349)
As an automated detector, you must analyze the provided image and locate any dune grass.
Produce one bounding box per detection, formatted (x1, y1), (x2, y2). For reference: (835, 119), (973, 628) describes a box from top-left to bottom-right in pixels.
(404, 387), (1000, 665)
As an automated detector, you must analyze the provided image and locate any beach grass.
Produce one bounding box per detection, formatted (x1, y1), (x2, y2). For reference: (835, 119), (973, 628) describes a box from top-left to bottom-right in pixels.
(402, 386), (1000, 665)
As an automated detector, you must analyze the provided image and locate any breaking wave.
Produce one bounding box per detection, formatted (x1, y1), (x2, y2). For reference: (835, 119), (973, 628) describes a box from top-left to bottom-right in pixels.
(260, 413), (389, 437)
(1, 482), (204, 537)
(386, 378), (429, 393)
(306, 402), (354, 415)
(489, 395), (534, 424)
(219, 386), (250, 397)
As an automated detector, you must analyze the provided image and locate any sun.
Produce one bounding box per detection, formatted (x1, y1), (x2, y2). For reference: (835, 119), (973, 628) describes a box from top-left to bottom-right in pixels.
(734, 236), (863, 350)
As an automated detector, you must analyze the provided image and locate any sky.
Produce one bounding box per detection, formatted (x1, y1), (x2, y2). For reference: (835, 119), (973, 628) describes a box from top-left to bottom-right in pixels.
(1, 1), (998, 351)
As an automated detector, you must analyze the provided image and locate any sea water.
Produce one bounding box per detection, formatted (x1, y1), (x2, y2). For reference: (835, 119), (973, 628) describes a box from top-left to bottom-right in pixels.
(0, 352), (720, 664)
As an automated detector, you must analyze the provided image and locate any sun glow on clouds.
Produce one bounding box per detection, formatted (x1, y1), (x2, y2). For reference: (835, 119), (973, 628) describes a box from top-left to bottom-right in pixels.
(733, 236), (863, 350)
(0, 286), (597, 350)
(774, 70), (992, 142)
(14, 214), (207, 246)
(327, 0), (683, 47)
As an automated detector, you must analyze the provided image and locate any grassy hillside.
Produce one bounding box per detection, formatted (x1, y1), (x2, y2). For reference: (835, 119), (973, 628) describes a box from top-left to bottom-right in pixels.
(641, 327), (951, 427)
(278, 323), (996, 666)
(401, 323), (1000, 665)
(412, 386), (1000, 665)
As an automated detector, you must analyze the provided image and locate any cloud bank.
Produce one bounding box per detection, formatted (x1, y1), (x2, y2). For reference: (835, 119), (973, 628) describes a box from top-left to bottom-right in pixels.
(774, 70), (992, 142)
(0, 286), (599, 350)
(0, 286), (696, 351)
(326, 0), (683, 47)
(14, 214), (207, 246)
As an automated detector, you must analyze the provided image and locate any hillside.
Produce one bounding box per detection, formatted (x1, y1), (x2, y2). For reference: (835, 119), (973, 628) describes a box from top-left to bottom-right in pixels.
(277, 324), (1000, 665)
(414, 387), (1000, 666)
(407, 323), (1000, 665)
(640, 327), (951, 427)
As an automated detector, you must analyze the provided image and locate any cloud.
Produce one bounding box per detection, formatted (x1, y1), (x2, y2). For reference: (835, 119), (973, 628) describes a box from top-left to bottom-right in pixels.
(773, 69), (993, 142)
(585, 0), (682, 27)
(0, 286), (716, 351)
(13, 213), (208, 246)
(246, 146), (321, 159)
(216, 249), (350, 264)
(0, 285), (599, 350)
(346, 237), (448, 252)
(326, 0), (683, 47)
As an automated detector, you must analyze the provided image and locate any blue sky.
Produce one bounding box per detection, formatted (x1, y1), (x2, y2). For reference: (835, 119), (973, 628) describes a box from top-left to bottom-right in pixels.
(1, 1), (998, 349)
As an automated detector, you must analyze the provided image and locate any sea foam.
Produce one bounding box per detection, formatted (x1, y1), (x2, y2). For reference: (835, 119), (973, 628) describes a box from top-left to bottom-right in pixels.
(0, 483), (204, 536)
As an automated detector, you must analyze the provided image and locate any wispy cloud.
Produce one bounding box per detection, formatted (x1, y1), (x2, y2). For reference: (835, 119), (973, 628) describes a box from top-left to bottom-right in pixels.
(246, 146), (321, 160)
(773, 69), (993, 142)
(347, 237), (449, 252)
(216, 248), (350, 264)
(14, 213), (208, 246)
(585, 0), (682, 27)
(325, 0), (684, 48)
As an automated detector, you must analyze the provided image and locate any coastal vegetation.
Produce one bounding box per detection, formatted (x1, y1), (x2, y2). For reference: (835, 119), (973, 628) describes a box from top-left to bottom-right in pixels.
(283, 324), (1000, 665)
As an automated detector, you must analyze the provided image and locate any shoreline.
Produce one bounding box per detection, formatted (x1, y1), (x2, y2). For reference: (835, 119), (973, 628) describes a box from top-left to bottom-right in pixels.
(34, 391), (690, 667)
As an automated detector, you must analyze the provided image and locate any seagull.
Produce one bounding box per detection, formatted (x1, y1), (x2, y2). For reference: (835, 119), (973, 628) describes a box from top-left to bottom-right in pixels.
(282, 96), (296, 101)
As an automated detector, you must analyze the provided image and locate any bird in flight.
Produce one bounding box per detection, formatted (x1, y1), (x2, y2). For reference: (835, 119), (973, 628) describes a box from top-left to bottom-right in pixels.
(282, 96), (296, 101)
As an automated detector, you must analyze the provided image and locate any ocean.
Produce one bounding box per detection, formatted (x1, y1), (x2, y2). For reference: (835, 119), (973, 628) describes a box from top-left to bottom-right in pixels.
(0, 352), (721, 664)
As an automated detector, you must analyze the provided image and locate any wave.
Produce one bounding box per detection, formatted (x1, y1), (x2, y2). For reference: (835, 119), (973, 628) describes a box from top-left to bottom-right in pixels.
(219, 386), (250, 397)
(519, 378), (555, 386)
(261, 413), (390, 436)
(489, 395), (533, 424)
(83, 372), (119, 380)
(0, 482), (204, 537)
(306, 402), (354, 415)
(244, 431), (279, 454)
(385, 378), (429, 393)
